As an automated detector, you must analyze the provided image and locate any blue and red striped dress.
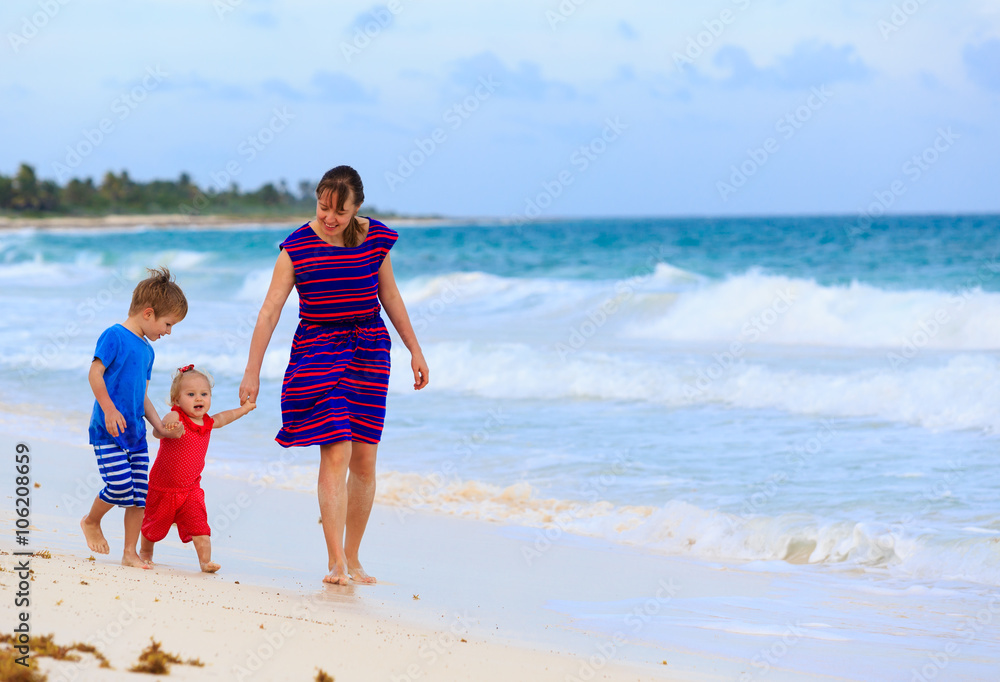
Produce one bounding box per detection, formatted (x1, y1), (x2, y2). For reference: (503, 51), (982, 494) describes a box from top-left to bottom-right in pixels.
(276, 218), (398, 447)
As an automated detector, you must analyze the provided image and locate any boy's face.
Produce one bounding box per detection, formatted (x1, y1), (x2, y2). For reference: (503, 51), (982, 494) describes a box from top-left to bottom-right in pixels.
(139, 309), (182, 341)
(176, 374), (212, 419)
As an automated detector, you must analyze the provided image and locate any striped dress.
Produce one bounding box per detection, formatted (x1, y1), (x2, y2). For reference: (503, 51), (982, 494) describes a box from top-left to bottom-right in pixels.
(276, 218), (398, 447)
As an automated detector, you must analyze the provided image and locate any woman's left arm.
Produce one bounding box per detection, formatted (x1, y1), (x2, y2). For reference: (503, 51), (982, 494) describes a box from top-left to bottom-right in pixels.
(377, 253), (429, 390)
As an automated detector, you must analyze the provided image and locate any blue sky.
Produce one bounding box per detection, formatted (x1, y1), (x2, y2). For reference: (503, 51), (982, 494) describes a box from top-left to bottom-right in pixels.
(1, 0), (998, 218)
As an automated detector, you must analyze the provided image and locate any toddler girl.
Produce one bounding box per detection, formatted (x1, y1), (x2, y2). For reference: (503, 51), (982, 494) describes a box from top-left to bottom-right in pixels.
(140, 365), (255, 572)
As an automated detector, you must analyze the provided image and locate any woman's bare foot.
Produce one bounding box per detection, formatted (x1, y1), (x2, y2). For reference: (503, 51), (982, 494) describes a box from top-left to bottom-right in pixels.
(323, 564), (350, 585)
(80, 516), (110, 554)
(348, 562), (376, 584)
(122, 552), (152, 570)
(200, 561), (221, 573)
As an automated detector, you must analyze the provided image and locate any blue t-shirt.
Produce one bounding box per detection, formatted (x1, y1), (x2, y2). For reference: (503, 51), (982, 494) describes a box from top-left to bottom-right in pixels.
(88, 324), (154, 452)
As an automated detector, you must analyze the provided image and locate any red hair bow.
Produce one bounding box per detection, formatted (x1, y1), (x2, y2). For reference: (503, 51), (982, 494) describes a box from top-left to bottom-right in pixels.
(178, 364), (194, 373)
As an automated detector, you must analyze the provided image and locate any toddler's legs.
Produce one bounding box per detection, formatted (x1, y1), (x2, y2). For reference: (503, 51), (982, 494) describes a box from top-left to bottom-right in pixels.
(192, 536), (220, 573)
(122, 506), (151, 569)
(139, 534), (155, 564)
(80, 496), (113, 554)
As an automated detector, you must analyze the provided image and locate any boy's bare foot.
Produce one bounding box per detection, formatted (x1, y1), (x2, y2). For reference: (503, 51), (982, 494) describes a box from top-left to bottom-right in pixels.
(200, 561), (221, 573)
(122, 554), (152, 570)
(323, 564), (350, 585)
(348, 562), (376, 584)
(138, 551), (155, 565)
(80, 516), (110, 554)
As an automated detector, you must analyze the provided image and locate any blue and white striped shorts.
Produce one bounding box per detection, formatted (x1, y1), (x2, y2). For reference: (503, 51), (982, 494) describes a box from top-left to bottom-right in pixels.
(94, 443), (149, 507)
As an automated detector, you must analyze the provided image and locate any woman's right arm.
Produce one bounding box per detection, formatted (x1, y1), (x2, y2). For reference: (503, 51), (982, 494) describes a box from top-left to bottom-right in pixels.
(240, 250), (295, 404)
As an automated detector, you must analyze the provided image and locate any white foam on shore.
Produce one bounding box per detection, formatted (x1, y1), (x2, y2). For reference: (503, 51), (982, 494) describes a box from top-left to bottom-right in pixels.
(218, 467), (1000, 588)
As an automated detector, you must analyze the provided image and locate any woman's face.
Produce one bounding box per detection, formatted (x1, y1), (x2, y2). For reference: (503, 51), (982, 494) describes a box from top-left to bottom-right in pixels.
(315, 190), (359, 239)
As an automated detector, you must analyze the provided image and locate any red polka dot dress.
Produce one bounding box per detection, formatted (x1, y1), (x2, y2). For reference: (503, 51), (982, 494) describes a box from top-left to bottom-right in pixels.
(141, 406), (214, 543)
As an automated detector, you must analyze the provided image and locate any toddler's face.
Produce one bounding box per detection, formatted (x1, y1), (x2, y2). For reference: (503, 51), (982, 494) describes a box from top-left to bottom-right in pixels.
(176, 374), (212, 419)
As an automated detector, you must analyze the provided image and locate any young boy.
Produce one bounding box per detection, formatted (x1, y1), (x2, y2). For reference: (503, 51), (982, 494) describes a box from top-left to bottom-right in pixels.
(80, 267), (187, 569)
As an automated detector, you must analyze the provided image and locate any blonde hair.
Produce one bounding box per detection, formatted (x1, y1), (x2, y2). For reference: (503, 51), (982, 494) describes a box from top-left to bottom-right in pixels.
(168, 365), (214, 405)
(130, 267), (188, 318)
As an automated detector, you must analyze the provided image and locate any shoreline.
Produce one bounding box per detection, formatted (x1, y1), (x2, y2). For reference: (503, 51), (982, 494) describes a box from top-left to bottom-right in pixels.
(0, 213), (453, 230)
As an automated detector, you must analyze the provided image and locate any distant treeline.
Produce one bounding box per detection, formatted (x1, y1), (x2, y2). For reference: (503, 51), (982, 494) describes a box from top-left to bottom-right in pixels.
(0, 163), (398, 217)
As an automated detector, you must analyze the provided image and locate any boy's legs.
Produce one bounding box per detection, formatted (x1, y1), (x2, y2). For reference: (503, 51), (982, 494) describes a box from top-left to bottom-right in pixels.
(122, 448), (150, 569)
(80, 496), (113, 554)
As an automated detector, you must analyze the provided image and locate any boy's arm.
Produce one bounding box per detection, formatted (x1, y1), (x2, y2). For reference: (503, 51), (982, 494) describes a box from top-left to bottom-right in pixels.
(212, 401), (256, 429)
(89, 359), (127, 437)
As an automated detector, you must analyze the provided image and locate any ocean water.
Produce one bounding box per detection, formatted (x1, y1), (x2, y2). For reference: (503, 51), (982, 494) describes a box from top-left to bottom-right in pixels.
(2, 215), (999, 659)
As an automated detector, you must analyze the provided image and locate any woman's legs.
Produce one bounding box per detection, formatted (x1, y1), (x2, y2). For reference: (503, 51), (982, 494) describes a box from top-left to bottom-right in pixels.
(346, 440), (378, 583)
(318, 440), (352, 584)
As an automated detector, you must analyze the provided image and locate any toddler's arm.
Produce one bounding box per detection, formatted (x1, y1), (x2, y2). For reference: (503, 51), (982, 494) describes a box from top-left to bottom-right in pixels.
(89, 359), (127, 437)
(212, 401), (256, 429)
(153, 410), (183, 439)
(145, 382), (183, 439)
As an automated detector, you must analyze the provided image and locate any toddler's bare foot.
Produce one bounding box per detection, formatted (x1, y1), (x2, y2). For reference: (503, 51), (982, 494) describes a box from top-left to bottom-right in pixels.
(348, 562), (376, 584)
(80, 515), (110, 554)
(323, 564), (349, 585)
(200, 561), (221, 573)
(139, 550), (155, 565)
(122, 553), (152, 570)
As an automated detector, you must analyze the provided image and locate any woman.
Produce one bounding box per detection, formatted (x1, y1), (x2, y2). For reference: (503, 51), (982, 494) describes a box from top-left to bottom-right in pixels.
(239, 165), (429, 585)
